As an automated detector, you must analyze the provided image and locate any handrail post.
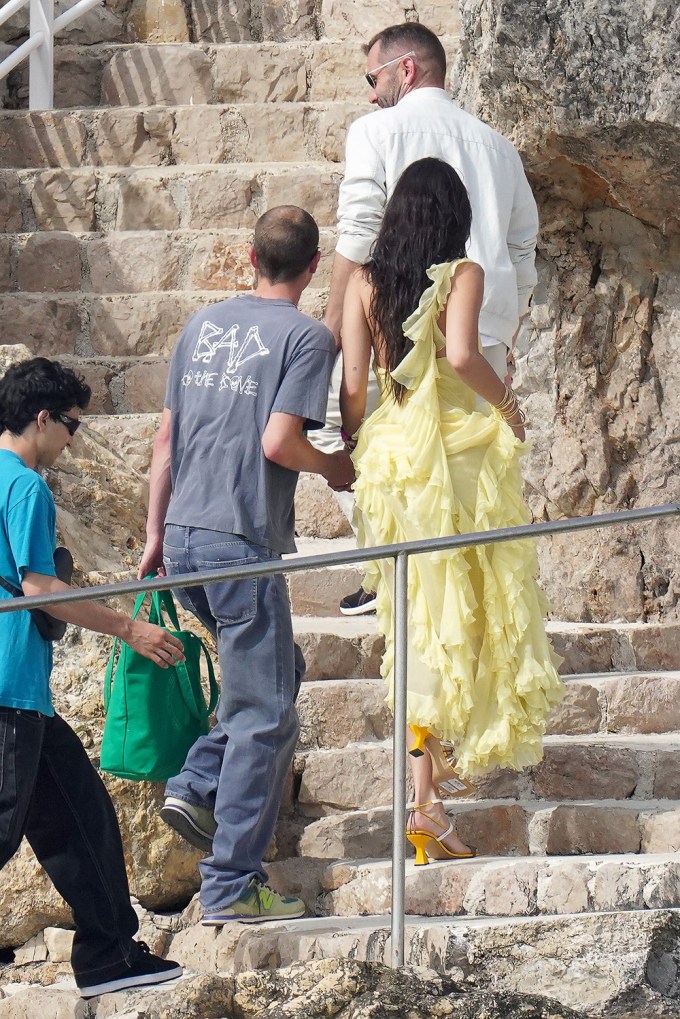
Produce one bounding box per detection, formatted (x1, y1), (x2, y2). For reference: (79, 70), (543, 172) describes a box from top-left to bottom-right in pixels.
(29, 0), (53, 109)
(390, 551), (408, 968)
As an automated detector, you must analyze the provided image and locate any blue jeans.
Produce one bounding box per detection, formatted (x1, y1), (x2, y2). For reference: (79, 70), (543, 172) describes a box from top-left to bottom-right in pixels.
(0, 709), (139, 985)
(162, 525), (303, 913)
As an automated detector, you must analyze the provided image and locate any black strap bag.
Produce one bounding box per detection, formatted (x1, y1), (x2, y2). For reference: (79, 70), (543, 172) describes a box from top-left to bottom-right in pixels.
(0, 546), (73, 641)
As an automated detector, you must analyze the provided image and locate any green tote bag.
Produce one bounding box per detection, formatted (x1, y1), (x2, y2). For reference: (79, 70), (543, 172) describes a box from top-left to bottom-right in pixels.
(100, 584), (219, 782)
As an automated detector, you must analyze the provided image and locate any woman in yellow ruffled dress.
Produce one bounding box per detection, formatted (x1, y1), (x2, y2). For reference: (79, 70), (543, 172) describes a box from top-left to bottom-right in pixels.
(340, 157), (563, 865)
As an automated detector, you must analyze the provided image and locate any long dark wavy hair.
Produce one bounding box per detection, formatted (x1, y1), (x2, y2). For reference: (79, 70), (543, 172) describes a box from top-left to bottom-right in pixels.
(365, 157), (472, 404)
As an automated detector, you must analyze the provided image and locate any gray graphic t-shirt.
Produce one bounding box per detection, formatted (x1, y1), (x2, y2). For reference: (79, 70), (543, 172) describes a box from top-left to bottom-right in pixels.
(165, 294), (336, 554)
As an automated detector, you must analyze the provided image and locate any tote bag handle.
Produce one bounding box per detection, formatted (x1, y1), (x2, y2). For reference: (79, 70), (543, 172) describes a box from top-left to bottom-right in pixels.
(104, 579), (219, 720)
(174, 637), (219, 720)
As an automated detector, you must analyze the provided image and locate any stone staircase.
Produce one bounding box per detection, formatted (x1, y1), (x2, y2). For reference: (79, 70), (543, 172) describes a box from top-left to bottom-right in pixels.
(261, 556), (680, 923)
(1, 1), (680, 1011)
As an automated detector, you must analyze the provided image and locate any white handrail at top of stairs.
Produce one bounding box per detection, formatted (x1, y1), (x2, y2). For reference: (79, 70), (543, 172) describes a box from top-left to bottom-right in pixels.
(0, 0), (103, 110)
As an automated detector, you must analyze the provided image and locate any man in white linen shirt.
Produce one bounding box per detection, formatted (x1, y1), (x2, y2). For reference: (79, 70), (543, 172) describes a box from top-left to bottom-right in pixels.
(314, 21), (539, 616)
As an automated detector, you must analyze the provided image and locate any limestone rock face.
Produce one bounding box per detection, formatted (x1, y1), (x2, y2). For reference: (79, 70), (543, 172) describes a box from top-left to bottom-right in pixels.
(0, 958), (587, 1018)
(45, 418), (150, 578)
(455, 0), (680, 621)
(230, 959), (585, 1018)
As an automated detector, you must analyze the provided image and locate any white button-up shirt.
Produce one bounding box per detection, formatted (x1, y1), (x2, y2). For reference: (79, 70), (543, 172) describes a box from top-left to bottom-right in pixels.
(336, 87), (539, 347)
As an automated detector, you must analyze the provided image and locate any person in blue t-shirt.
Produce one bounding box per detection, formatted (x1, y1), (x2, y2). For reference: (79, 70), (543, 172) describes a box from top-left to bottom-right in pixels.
(0, 357), (186, 998)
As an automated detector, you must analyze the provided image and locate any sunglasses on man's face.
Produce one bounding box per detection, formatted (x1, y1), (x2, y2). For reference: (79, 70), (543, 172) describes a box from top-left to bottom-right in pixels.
(54, 413), (81, 437)
(365, 50), (416, 89)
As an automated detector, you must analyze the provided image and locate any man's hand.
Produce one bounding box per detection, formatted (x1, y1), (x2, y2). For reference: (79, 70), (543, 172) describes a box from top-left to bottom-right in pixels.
(322, 449), (356, 491)
(137, 537), (165, 581)
(124, 620), (185, 668)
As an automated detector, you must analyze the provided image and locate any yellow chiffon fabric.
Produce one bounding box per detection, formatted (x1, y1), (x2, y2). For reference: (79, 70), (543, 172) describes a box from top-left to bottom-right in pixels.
(351, 259), (564, 778)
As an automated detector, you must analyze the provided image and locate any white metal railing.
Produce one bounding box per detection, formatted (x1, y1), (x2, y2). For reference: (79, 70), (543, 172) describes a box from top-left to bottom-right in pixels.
(1, 502), (679, 965)
(0, 0), (102, 109)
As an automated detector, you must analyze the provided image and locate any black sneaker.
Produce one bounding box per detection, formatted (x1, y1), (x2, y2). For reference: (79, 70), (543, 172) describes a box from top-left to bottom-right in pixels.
(77, 941), (183, 998)
(339, 587), (377, 616)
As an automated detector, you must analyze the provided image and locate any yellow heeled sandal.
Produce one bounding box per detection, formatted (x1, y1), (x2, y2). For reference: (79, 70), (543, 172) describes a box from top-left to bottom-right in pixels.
(406, 799), (476, 866)
(408, 724), (431, 758)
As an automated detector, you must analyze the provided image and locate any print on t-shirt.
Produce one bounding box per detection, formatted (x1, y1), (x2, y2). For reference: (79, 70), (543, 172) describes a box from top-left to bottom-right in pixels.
(183, 320), (271, 399)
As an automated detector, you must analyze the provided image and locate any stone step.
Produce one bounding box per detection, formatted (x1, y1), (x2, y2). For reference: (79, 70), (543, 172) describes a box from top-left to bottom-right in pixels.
(287, 538), (361, 614)
(313, 852), (680, 920)
(1, 227), (338, 289)
(2, 163), (341, 234)
(0, 102), (366, 171)
(166, 908), (680, 1015)
(293, 615), (680, 678)
(15, 912), (678, 1019)
(294, 673), (680, 748)
(35, 39), (458, 109)
(294, 735), (680, 815)
(2, 0), (458, 50)
(292, 796), (680, 860)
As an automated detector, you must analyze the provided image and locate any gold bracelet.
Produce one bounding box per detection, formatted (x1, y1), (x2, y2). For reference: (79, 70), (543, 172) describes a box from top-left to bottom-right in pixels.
(494, 385), (526, 425)
(499, 404), (527, 425)
(494, 385), (516, 414)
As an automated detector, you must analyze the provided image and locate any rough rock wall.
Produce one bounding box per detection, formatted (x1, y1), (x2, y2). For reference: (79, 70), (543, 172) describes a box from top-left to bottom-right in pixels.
(454, 0), (680, 621)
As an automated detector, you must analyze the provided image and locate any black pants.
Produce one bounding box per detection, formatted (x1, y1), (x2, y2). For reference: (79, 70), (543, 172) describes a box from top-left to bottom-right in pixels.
(0, 708), (138, 985)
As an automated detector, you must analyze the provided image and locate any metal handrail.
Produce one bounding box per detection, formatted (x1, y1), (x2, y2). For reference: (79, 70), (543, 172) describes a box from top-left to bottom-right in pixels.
(0, 0), (103, 109)
(0, 500), (678, 967)
(1, 503), (677, 614)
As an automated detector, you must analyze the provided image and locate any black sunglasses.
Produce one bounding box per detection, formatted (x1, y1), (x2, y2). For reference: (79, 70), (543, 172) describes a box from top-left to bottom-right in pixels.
(53, 413), (81, 437)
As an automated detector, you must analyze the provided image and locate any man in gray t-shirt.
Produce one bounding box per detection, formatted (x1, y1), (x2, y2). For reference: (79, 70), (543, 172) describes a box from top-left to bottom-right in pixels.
(139, 207), (353, 926)
(164, 294), (337, 556)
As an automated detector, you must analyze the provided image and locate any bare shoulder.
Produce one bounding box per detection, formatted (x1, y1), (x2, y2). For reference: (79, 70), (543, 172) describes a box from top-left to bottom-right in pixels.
(455, 259), (484, 282)
(451, 259), (484, 296)
(347, 266), (373, 308)
(348, 266), (372, 290)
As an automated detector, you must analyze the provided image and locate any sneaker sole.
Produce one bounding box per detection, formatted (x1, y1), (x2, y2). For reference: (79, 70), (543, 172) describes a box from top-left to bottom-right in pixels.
(160, 805), (214, 854)
(202, 907), (306, 926)
(78, 964), (183, 997)
(339, 600), (377, 616)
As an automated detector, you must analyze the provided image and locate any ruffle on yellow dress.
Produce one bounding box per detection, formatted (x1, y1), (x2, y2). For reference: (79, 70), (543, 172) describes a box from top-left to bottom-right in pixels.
(351, 259), (564, 778)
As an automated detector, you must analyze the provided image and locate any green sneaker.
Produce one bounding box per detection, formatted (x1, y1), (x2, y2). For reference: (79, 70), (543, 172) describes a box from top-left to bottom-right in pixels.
(202, 878), (306, 925)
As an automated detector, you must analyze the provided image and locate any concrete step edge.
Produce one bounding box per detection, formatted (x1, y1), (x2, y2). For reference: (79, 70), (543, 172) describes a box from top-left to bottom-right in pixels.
(292, 614), (680, 636)
(297, 734), (680, 754)
(302, 797), (680, 819)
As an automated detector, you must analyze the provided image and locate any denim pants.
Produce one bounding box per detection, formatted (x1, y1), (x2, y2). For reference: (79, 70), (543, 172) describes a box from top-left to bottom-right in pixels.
(0, 708), (138, 984)
(163, 525), (303, 913)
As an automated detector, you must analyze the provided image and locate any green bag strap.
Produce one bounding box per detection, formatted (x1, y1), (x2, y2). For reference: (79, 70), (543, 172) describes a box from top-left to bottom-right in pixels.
(105, 574), (170, 711)
(104, 636), (120, 712)
(105, 574), (218, 719)
(129, 576), (181, 631)
(154, 589), (181, 631)
(174, 637), (219, 720)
